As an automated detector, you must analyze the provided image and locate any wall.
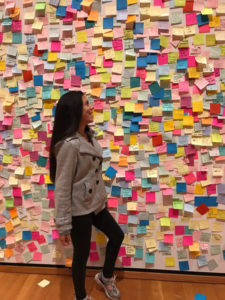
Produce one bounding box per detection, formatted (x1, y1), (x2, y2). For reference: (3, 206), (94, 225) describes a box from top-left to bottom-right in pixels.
(0, 0), (225, 273)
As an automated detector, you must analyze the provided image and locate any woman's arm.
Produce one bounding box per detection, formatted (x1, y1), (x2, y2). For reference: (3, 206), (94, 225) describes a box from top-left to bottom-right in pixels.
(54, 139), (78, 236)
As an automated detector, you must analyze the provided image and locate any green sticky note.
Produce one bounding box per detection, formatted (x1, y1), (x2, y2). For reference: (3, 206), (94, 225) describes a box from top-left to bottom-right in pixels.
(5, 197), (14, 208)
(35, 2), (46, 10)
(173, 200), (183, 210)
(134, 248), (143, 259)
(148, 81), (160, 94)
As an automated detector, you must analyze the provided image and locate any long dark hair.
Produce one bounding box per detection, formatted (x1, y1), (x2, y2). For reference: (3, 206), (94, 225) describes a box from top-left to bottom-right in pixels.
(49, 91), (83, 182)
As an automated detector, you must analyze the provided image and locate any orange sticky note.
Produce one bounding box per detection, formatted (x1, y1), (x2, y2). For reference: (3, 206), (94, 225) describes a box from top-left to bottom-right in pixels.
(91, 87), (102, 97)
(65, 257), (72, 267)
(119, 156), (128, 167)
(5, 221), (14, 233)
(126, 15), (136, 23)
(4, 248), (13, 258)
(87, 10), (98, 21)
(9, 208), (18, 219)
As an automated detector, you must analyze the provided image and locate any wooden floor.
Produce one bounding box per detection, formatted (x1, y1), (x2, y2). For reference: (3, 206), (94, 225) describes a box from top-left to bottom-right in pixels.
(0, 271), (225, 300)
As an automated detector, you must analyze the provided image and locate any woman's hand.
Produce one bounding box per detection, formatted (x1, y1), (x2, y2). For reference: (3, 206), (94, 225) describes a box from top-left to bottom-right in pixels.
(59, 234), (71, 246)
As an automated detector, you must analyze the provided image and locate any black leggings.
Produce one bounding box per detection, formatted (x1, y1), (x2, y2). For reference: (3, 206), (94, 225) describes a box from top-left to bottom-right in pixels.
(70, 208), (124, 300)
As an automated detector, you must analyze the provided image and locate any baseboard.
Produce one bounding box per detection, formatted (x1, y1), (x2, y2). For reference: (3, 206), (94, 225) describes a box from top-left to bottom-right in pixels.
(0, 264), (225, 284)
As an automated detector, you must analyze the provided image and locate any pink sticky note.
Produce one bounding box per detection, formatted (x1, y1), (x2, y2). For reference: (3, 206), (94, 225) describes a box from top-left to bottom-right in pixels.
(12, 20), (22, 32)
(27, 242), (37, 252)
(33, 252), (42, 261)
(145, 192), (155, 203)
(178, 81), (189, 93)
(179, 48), (189, 59)
(90, 241), (96, 251)
(188, 56), (197, 67)
(132, 190), (137, 201)
(89, 252), (99, 262)
(183, 235), (193, 246)
(71, 75), (81, 87)
(169, 208), (179, 218)
(158, 54), (168, 65)
(13, 128), (22, 139)
(112, 39), (123, 50)
(52, 230), (59, 240)
(118, 214), (128, 224)
(31, 232), (40, 241)
(164, 234), (174, 244)
(125, 171), (135, 181)
(118, 246), (126, 257)
(199, 24), (210, 33)
(103, 56), (113, 68)
(175, 226), (185, 235)
(185, 13), (197, 25)
(12, 187), (22, 197)
(107, 198), (118, 208)
(122, 256), (131, 266)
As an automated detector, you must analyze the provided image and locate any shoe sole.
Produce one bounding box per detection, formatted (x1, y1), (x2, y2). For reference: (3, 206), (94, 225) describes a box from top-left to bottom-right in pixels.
(95, 274), (120, 300)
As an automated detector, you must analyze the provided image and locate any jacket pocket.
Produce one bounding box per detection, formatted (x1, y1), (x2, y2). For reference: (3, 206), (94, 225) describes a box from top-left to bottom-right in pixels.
(84, 181), (95, 201)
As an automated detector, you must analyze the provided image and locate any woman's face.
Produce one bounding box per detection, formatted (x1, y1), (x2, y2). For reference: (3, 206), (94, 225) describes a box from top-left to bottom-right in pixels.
(81, 94), (93, 124)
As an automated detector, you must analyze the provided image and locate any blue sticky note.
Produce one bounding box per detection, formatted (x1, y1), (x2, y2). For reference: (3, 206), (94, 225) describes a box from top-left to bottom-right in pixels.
(137, 56), (147, 67)
(0, 227), (6, 238)
(75, 61), (86, 79)
(134, 38), (144, 49)
(130, 123), (139, 132)
(111, 185), (121, 196)
(0, 239), (6, 249)
(153, 88), (164, 99)
(194, 293), (206, 300)
(151, 39), (160, 50)
(56, 6), (67, 17)
(194, 197), (218, 207)
(149, 154), (159, 164)
(132, 115), (142, 122)
(179, 261), (189, 271)
(133, 22), (144, 34)
(140, 220), (149, 226)
(167, 143), (177, 153)
(141, 178), (152, 188)
(176, 182), (187, 193)
(26, 87), (36, 98)
(145, 253), (155, 264)
(196, 14), (209, 26)
(71, 0), (82, 10)
(147, 53), (157, 64)
(117, 0), (127, 10)
(103, 17), (113, 29)
(9, 85), (18, 93)
(105, 166), (117, 179)
(149, 98), (160, 107)
(177, 59), (188, 69)
(223, 250), (225, 260)
(22, 231), (31, 241)
(33, 75), (43, 86)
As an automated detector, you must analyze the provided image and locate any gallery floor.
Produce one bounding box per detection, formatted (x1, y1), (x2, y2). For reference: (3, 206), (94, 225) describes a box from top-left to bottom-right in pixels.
(0, 269), (225, 300)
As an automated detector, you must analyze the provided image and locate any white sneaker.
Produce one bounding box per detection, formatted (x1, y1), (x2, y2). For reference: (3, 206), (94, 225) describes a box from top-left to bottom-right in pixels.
(95, 272), (120, 300)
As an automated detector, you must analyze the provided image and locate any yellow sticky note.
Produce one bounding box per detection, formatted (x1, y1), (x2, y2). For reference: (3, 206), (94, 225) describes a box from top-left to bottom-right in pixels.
(130, 135), (137, 145)
(173, 109), (184, 120)
(165, 257), (175, 267)
(25, 166), (32, 176)
(193, 34), (205, 45)
(194, 184), (205, 195)
(163, 120), (174, 132)
(183, 115), (194, 127)
(44, 174), (52, 184)
(124, 102), (135, 112)
(48, 52), (58, 62)
(189, 242), (200, 252)
(192, 101), (203, 112)
(160, 35), (169, 48)
(160, 217), (170, 227)
(121, 87), (131, 99)
(0, 61), (5, 71)
(96, 232), (106, 244)
(206, 34), (216, 46)
(76, 31), (87, 43)
(38, 280), (50, 288)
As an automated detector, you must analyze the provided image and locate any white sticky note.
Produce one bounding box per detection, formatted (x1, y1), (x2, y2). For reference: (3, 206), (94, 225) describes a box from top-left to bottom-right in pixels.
(38, 279), (50, 288)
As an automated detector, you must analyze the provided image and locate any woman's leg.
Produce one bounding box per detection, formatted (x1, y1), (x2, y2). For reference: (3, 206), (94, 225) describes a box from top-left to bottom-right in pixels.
(93, 208), (124, 278)
(70, 213), (93, 300)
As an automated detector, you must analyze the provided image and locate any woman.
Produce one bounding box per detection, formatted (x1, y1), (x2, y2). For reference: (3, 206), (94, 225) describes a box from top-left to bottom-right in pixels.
(49, 91), (124, 300)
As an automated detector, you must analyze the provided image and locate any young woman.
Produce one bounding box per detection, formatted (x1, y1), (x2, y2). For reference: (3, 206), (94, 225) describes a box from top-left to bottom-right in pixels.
(49, 91), (124, 300)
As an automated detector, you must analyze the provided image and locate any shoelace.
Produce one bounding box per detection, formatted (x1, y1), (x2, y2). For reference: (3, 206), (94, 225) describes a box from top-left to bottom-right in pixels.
(103, 275), (119, 295)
